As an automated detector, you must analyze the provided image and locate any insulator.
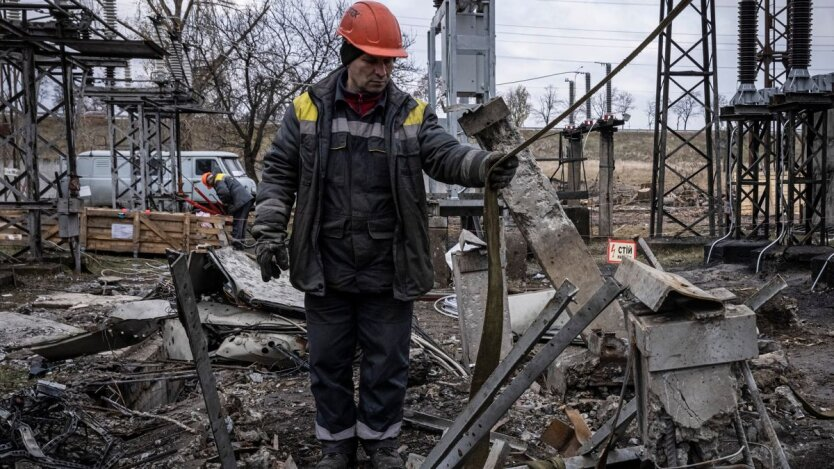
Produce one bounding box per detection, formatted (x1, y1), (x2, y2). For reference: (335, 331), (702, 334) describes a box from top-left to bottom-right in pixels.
(124, 60), (133, 83)
(102, 0), (118, 38)
(737, 0), (757, 84)
(788, 0), (812, 70)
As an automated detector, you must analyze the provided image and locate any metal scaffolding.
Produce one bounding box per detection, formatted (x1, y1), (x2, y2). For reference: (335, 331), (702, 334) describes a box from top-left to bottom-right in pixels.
(772, 93), (832, 246)
(650, 0), (720, 238)
(0, 1), (165, 268)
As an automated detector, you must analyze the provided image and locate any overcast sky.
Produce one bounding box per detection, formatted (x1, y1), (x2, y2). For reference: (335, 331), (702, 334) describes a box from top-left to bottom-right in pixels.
(382, 0), (834, 129)
(118, 0), (834, 129)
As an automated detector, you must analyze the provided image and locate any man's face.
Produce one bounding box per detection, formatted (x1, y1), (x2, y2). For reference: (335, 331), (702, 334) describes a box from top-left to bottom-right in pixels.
(346, 54), (394, 94)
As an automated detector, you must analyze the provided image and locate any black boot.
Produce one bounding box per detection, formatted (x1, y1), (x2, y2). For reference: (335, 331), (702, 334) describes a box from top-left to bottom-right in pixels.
(315, 453), (354, 469)
(367, 447), (404, 469)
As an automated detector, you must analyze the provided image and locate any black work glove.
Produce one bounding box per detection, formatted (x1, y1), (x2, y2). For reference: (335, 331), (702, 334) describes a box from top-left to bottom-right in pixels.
(481, 151), (519, 189)
(255, 235), (289, 282)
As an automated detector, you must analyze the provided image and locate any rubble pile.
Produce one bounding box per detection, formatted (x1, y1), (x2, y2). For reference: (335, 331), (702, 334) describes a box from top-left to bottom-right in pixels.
(0, 245), (832, 468)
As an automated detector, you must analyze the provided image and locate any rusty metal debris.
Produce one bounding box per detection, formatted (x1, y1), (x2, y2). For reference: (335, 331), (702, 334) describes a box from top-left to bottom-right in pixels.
(422, 278), (624, 468)
(0, 384), (122, 468)
(168, 250), (237, 468)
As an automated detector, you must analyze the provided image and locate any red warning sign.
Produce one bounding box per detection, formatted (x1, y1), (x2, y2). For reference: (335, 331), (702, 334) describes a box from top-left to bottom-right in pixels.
(607, 239), (637, 264)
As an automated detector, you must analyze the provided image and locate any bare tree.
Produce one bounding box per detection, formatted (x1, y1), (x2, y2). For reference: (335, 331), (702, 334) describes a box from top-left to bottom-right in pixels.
(613, 89), (635, 117)
(645, 99), (656, 129)
(532, 85), (562, 125)
(189, 0), (345, 181)
(590, 86), (635, 118)
(503, 85), (531, 129)
(671, 91), (700, 130)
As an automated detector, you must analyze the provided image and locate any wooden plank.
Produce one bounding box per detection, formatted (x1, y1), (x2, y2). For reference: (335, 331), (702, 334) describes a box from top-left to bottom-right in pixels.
(132, 212), (140, 257)
(183, 213), (191, 252)
(139, 215), (180, 249)
(80, 208), (87, 247)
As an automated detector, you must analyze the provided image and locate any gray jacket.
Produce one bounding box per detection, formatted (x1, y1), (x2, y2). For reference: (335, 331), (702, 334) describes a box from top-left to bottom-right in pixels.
(215, 176), (253, 213)
(254, 68), (490, 300)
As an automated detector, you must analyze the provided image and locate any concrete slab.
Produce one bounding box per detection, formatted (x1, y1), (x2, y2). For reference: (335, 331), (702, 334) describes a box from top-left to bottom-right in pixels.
(110, 299), (173, 321)
(198, 301), (303, 332)
(0, 312), (84, 349)
(632, 304), (758, 372)
(507, 288), (569, 336)
(209, 247), (304, 315)
(614, 258), (723, 313)
(451, 239), (512, 369)
(32, 292), (142, 310)
(162, 319), (193, 361)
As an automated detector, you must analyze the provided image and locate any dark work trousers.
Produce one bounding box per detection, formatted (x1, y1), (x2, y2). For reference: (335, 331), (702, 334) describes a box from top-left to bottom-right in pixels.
(230, 200), (254, 242)
(305, 290), (413, 455)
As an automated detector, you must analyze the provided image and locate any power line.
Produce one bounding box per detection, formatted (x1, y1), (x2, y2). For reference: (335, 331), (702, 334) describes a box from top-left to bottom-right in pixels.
(399, 23), (834, 44)
(409, 47), (834, 73)
(497, 70), (584, 85)
(535, 0), (832, 7)
(401, 26), (834, 50)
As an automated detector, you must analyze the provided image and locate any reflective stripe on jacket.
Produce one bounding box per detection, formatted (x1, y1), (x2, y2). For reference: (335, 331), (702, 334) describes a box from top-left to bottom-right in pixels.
(254, 67), (490, 300)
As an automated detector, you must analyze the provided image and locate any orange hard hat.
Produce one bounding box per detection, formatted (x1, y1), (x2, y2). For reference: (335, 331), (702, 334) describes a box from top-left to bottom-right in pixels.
(337, 1), (408, 59)
(201, 172), (213, 187)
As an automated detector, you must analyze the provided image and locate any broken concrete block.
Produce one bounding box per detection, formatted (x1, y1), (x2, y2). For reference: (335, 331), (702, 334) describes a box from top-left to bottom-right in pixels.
(163, 318), (193, 361)
(215, 332), (305, 368)
(649, 364), (738, 430)
(209, 247), (304, 314)
(543, 346), (596, 399)
(641, 364), (738, 465)
(29, 301), (174, 360)
(32, 292), (142, 310)
(614, 258), (723, 313)
(631, 304), (758, 372)
(0, 312), (84, 349)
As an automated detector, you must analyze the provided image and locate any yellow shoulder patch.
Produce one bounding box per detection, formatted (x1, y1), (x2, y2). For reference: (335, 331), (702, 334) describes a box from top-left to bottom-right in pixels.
(293, 92), (318, 122)
(404, 99), (428, 126)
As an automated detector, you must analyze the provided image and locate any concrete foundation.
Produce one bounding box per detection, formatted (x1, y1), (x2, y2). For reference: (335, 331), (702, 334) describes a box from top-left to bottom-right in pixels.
(704, 239), (772, 265)
(753, 245), (834, 272)
(563, 206), (590, 238)
(810, 254), (834, 288)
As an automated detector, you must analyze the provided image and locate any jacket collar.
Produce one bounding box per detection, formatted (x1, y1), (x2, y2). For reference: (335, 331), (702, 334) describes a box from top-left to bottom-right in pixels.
(309, 66), (411, 113)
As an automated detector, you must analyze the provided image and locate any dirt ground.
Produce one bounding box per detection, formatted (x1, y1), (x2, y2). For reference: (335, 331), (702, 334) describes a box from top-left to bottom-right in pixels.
(1, 221), (834, 467)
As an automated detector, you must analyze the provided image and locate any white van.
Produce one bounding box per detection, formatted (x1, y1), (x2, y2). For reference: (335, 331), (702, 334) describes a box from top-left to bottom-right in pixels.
(75, 150), (257, 208)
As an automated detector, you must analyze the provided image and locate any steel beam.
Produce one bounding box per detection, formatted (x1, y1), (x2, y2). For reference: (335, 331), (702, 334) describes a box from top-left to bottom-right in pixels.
(422, 279), (625, 468)
(167, 252), (236, 468)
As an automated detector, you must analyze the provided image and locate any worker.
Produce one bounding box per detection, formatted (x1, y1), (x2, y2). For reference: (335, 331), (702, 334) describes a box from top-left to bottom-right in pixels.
(202, 171), (254, 247)
(251, 2), (518, 467)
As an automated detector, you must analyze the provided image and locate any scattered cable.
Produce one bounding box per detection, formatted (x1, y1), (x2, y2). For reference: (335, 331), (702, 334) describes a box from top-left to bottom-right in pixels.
(433, 295), (459, 319)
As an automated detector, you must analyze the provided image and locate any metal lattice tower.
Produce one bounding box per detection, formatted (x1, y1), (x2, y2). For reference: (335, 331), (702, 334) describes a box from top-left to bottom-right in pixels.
(769, 0), (832, 247)
(719, 0), (774, 240)
(0, 1), (166, 268)
(650, 0), (720, 238)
